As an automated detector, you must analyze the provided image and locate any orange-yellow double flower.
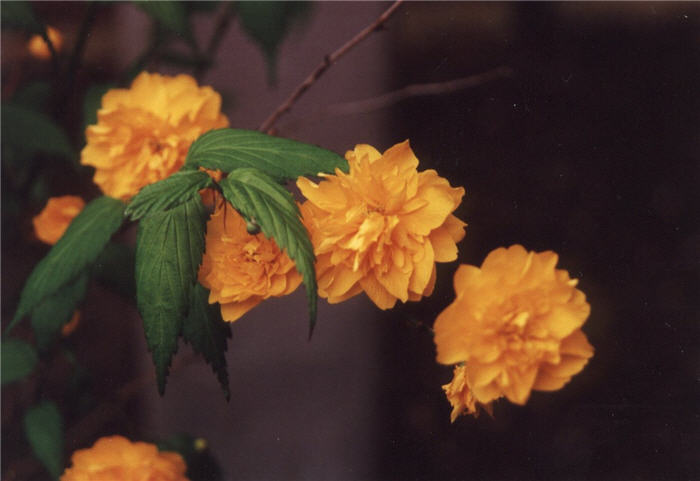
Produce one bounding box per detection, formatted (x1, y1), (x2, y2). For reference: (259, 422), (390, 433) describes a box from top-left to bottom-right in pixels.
(81, 72), (228, 200)
(298, 141), (465, 309)
(61, 435), (188, 481)
(198, 203), (302, 322)
(435, 245), (594, 419)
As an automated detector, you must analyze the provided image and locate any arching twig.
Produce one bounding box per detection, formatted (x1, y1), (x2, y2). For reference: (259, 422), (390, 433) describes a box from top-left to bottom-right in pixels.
(258, 0), (404, 134)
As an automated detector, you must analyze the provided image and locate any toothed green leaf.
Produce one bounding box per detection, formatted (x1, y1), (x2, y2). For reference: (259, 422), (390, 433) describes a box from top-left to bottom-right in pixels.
(185, 128), (348, 181)
(135, 197), (208, 394)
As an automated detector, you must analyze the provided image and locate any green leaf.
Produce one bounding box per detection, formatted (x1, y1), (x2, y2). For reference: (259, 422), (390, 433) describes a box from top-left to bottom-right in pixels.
(237, 1), (310, 84)
(183, 283), (231, 399)
(30, 273), (89, 352)
(126, 170), (213, 220)
(10, 196), (125, 330)
(136, 197), (208, 394)
(24, 401), (64, 480)
(138, 1), (191, 40)
(1, 338), (38, 385)
(1, 1), (43, 33)
(185, 128), (348, 181)
(1, 103), (75, 161)
(219, 168), (318, 335)
(93, 242), (136, 298)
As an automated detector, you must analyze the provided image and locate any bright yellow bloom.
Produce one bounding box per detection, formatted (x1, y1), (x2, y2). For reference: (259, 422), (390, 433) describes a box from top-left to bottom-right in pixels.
(298, 141), (465, 309)
(434, 245), (594, 406)
(81, 72), (228, 200)
(443, 365), (492, 422)
(33, 195), (85, 245)
(198, 203), (303, 322)
(27, 26), (63, 60)
(61, 435), (189, 481)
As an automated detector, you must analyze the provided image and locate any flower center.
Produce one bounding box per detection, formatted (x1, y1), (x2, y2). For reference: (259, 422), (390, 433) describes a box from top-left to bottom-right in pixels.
(147, 138), (163, 153)
(498, 309), (558, 364)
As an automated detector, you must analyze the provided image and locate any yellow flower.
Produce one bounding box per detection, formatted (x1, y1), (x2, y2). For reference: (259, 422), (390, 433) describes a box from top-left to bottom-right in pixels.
(434, 245), (594, 406)
(198, 202), (303, 322)
(297, 141), (465, 309)
(81, 72), (229, 200)
(33, 195), (85, 245)
(27, 26), (63, 60)
(61, 435), (189, 481)
(443, 365), (492, 422)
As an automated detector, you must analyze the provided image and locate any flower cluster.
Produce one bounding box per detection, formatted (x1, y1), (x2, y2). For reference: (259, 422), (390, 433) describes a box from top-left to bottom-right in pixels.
(81, 72), (228, 200)
(198, 203), (303, 322)
(61, 435), (188, 481)
(33, 195), (85, 245)
(434, 245), (594, 420)
(298, 141), (465, 309)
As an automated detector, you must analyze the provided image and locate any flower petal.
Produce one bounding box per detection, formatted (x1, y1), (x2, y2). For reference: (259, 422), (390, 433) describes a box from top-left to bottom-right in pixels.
(359, 275), (397, 310)
(220, 297), (262, 322)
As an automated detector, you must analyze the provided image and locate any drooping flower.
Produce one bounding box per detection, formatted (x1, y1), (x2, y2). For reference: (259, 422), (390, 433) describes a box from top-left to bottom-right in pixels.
(33, 195), (85, 245)
(198, 202), (302, 322)
(442, 365), (492, 422)
(434, 245), (594, 406)
(60, 435), (189, 481)
(27, 26), (63, 60)
(81, 72), (229, 200)
(297, 141), (465, 309)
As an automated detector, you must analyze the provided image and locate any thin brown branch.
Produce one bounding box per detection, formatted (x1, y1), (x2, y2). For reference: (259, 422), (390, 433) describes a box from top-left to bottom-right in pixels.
(40, 28), (61, 78)
(328, 66), (512, 116)
(278, 66), (513, 134)
(258, 0), (404, 134)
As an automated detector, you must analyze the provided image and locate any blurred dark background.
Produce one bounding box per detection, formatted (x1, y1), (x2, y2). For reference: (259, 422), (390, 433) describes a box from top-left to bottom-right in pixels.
(2, 2), (699, 480)
(379, 3), (699, 480)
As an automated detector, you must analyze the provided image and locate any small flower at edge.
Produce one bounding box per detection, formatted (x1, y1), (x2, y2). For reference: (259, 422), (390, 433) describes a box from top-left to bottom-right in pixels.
(33, 195), (85, 245)
(27, 26), (63, 60)
(61, 435), (189, 481)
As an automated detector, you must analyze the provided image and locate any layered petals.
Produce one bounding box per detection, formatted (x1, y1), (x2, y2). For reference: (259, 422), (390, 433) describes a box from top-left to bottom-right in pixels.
(81, 72), (228, 200)
(442, 365), (493, 422)
(434, 245), (594, 408)
(298, 140), (466, 309)
(61, 435), (189, 481)
(198, 203), (302, 322)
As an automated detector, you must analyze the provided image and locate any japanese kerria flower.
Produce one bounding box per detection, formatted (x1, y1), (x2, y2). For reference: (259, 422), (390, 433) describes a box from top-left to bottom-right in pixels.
(32, 195), (85, 245)
(443, 365), (493, 422)
(198, 203), (302, 322)
(434, 245), (594, 406)
(27, 26), (63, 60)
(297, 141), (465, 309)
(61, 435), (189, 481)
(81, 72), (228, 200)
